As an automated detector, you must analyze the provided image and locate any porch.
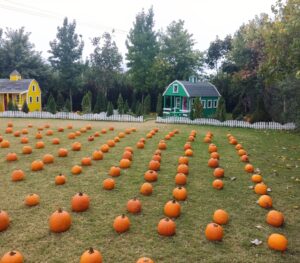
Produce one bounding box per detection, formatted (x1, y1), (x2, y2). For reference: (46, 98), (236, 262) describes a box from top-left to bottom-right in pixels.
(163, 95), (191, 117)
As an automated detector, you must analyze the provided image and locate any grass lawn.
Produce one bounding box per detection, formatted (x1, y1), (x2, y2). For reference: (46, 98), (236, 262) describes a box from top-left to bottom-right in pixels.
(0, 118), (299, 262)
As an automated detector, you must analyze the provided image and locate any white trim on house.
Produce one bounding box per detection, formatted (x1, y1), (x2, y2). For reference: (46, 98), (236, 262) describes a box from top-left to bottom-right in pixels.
(173, 84), (178, 93)
(201, 100), (206, 109)
(213, 100), (218, 108)
(162, 80), (190, 97)
(207, 100), (212, 108)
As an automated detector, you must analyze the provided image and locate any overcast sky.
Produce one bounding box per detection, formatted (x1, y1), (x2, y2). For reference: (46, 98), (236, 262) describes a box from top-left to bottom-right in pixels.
(0, 0), (276, 62)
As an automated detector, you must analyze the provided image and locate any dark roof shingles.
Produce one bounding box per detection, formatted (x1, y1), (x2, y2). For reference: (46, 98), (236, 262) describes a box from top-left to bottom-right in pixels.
(0, 79), (32, 93)
(179, 80), (220, 97)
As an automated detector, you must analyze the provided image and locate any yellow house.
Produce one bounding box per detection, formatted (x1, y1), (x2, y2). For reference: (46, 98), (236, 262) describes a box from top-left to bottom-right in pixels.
(0, 70), (42, 112)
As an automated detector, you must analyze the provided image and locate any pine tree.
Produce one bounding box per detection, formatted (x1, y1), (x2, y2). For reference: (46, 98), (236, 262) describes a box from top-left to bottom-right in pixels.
(124, 100), (129, 114)
(21, 100), (29, 113)
(93, 92), (107, 113)
(47, 94), (57, 114)
(190, 98), (203, 120)
(81, 93), (92, 113)
(56, 92), (65, 111)
(156, 93), (163, 116)
(7, 100), (14, 111)
(215, 97), (226, 121)
(106, 101), (113, 116)
(135, 101), (143, 116)
(117, 93), (124, 114)
(13, 102), (19, 111)
(64, 99), (71, 112)
(143, 94), (151, 114)
(251, 97), (271, 123)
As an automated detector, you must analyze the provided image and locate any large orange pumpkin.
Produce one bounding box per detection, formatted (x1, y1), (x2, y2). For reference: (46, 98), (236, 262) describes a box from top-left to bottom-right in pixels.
(43, 154), (54, 164)
(144, 170), (158, 182)
(24, 193), (40, 206)
(208, 144), (218, 153)
(71, 165), (82, 175)
(175, 173), (187, 185)
(140, 183), (153, 196)
(149, 160), (160, 171)
(178, 156), (189, 165)
(251, 174), (263, 183)
(0, 140), (10, 148)
(213, 168), (224, 178)
(71, 192), (90, 212)
(22, 145), (32, 154)
(11, 169), (25, 181)
(113, 214), (130, 233)
(254, 183), (267, 195)
(258, 195), (273, 208)
(6, 152), (18, 162)
(177, 164), (189, 175)
(212, 179), (224, 190)
(127, 197), (142, 214)
(119, 158), (131, 169)
(208, 158), (219, 168)
(164, 200), (181, 218)
(31, 160), (44, 171)
(267, 233), (288, 251)
(109, 166), (121, 177)
(100, 144), (109, 153)
(158, 141), (167, 150)
(266, 210), (284, 227)
(173, 186), (187, 201)
(103, 178), (115, 190)
(0, 251), (23, 263)
(205, 223), (223, 241)
(55, 174), (66, 185)
(213, 209), (229, 225)
(92, 150), (103, 160)
(72, 142), (81, 151)
(157, 217), (176, 236)
(49, 208), (72, 233)
(80, 248), (102, 263)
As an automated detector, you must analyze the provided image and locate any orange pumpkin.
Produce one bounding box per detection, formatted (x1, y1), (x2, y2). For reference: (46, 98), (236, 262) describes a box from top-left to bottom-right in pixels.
(127, 197), (142, 214)
(7, 121), (13, 127)
(154, 149), (161, 156)
(152, 154), (161, 162)
(72, 142), (81, 151)
(212, 179), (224, 190)
(157, 217), (176, 236)
(0, 140), (10, 148)
(238, 149), (247, 156)
(213, 209), (229, 225)
(94, 132), (100, 137)
(24, 193), (40, 206)
(68, 132), (76, 139)
(86, 124), (92, 130)
(177, 164), (189, 175)
(5, 127), (13, 134)
(235, 144), (243, 150)
(58, 148), (68, 157)
(266, 210), (284, 227)
(183, 143), (191, 150)
(244, 163), (254, 173)
(213, 168), (224, 178)
(71, 165), (82, 175)
(267, 233), (288, 251)
(0, 210), (10, 232)
(55, 174), (66, 185)
(208, 144), (217, 153)
(52, 138), (60, 145)
(173, 186), (187, 201)
(118, 132), (125, 138)
(80, 127), (87, 133)
(119, 158), (131, 169)
(88, 136), (94, 142)
(178, 156), (189, 165)
(124, 146), (134, 153)
(75, 131), (81, 136)
(92, 150), (103, 160)
(103, 178), (115, 190)
(136, 141), (145, 149)
(114, 136), (120, 142)
(35, 132), (43, 139)
(31, 160), (44, 171)
(144, 170), (158, 182)
(140, 182), (153, 196)
(208, 158), (219, 168)
(205, 223), (223, 241)
(251, 174), (263, 183)
(109, 166), (121, 177)
(20, 137), (29, 144)
(258, 195), (273, 208)
(122, 151), (133, 161)
(175, 173), (187, 185)
(210, 152), (220, 159)
(44, 124), (50, 128)
(49, 208), (72, 233)
(164, 200), (181, 218)
(113, 214), (130, 233)
(107, 140), (115, 147)
(109, 126), (114, 131)
(22, 145), (32, 154)
(11, 169), (25, 181)
(46, 129), (54, 136)
(149, 160), (160, 171)
(72, 192), (90, 212)
(136, 257), (154, 263)
(43, 154), (54, 164)
(80, 248), (102, 263)
(0, 251), (23, 263)
(35, 141), (45, 149)
(185, 149), (193, 156)
(81, 157), (92, 166)
(158, 141), (167, 150)
(229, 138), (238, 145)
(203, 136), (212, 143)
(6, 152), (18, 162)
(254, 183), (268, 195)
(57, 127), (64, 132)
(165, 134), (171, 140)
(100, 144), (109, 153)
(240, 155), (249, 162)
(67, 124), (73, 129)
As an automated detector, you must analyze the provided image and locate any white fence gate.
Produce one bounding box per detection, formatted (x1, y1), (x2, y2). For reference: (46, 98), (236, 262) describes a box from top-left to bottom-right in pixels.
(156, 116), (296, 130)
(0, 111), (144, 123)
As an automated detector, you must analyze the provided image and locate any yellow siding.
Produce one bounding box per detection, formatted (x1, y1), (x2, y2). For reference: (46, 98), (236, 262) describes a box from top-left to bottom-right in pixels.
(0, 95), (4, 111)
(10, 74), (21, 81)
(27, 80), (41, 111)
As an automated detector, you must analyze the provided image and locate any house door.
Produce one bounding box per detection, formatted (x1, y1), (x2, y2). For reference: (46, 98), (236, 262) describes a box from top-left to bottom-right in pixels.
(175, 97), (181, 109)
(4, 94), (7, 110)
(183, 97), (187, 110)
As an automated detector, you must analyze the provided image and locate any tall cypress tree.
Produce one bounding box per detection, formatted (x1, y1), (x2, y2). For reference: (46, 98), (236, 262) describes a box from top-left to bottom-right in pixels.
(106, 101), (113, 116)
(21, 100), (29, 113)
(47, 93), (57, 114)
(156, 93), (163, 116)
(143, 94), (151, 114)
(215, 97), (226, 121)
(117, 93), (124, 114)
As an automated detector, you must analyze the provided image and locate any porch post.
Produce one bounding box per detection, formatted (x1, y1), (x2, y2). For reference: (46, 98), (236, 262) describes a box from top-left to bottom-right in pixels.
(163, 96), (166, 111)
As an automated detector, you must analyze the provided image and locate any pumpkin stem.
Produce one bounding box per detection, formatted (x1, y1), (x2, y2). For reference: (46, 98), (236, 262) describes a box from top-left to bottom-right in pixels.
(9, 251), (16, 256)
(121, 214), (126, 218)
(165, 217), (169, 222)
(172, 199), (177, 203)
(89, 247), (94, 254)
(79, 192), (83, 196)
(58, 208), (63, 213)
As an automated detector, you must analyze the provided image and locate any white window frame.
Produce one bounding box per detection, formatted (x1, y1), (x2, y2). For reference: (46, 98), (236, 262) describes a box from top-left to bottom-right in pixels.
(29, 96), (32, 104)
(201, 100), (206, 109)
(173, 84), (178, 93)
(207, 100), (212, 108)
(213, 100), (218, 108)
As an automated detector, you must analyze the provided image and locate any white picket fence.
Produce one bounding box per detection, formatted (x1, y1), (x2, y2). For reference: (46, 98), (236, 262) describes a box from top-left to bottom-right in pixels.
(0, 111), (144, 122)
(156, 116), (296, 130)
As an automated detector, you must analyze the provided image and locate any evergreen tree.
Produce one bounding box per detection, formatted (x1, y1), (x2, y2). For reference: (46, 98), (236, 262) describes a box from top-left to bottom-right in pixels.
(124, 100), (129, 114)
(7, 100), (14, 110)
(93, 91), (107, 113)
(135, 101), (143, 116)
(21, 100), (29, 113)
(156, 93), (163, 116)
(190, 98), (203, 120)
(143, 94), (151, 114)
(46, 93), (57, 114)
(215, 97), (226, 121)
(117, 93), (124, 114)
(251, 97), (272, 123)
(106, 101), (113, 116)
(56, 92), (64, 111)
(13, 102), (19, 111)
(64, 99), (71, 112)
(81, 93), (92, 113)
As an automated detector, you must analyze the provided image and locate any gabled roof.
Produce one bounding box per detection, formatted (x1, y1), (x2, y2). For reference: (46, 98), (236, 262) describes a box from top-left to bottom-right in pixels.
(10, 70), (21, 76)
(178, 80), (221, 97)
(0, 79), (33, 93)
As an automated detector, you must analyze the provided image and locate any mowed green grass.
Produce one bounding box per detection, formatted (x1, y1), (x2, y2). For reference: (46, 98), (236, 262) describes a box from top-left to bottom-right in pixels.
(0, 118), (299, 263)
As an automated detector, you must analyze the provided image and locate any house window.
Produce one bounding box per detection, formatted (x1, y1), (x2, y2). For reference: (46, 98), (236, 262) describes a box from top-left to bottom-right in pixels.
(165, 97), (171, 108)
(32, 85), (35, 92)
(201, 100), (206, 109)
(175, 97), (181, 108)
(29, 96), (32, 103)
(16, 95), (20, 104)
(213, 100), (218, 108)
(173, 84), (178, 93)
(207, 100), (212, 108)
(36, 96), (39, 103)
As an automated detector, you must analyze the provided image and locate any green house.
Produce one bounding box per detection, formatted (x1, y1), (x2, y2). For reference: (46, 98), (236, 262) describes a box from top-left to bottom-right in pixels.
(162, 78), (221, 117)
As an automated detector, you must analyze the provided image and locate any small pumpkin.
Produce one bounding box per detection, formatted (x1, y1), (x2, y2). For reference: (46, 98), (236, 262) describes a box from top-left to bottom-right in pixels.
(165, 134), (171, 140)
(125, 146), (134, 153)
(173, 186), (187, 201)
(212, 179), (224, 190)
(51, 138), (60, 145)
(177, 164), (189, 175)
(267, 233), (288, 251)
(94, 131), (100, 137)
(266, 210), (284, 227)
(114, 136), (120, 142)
(238, 149), (247, 156)
(57, 127), (64, 132)
(58, 148), (68, 157)
(0, 251), (23, 263)
(44, 124), (50, 128)
(154, 149), (162, 156)
(6, 152), (18, 162)
(140, 182), (153, 196)
(100, 144), (109, 153)
(213, 168), (224, 178)
(149, 160), (160, 171)
(49, 208), (72, 233)
(127, 197), (142, 214)
(80, 127), (87, 133)
(118, 132), (125, 138)
(109, 126), (114, 131)
(254, 183), (268, 195)
(0, 140), (10, 148)
(11, 169), (25, 181)
(113, 214), (130, 233)
(103, 178), (115, 190)
(67, 124), (73, 129)
(235, 144), (243, 150)
(175, 173), (187, 185)
(208, 158), (219, 168)
(205, 223), (224, 241)
(157, 217), (176, 236)
(35, 132), (43, 139)
(20, 137), (29, 144)
(43, 154), (54, 164)
(229, 138), (238, 145)
(119, 158), (131, 169)
(203, 136), (212, 143)
(31, 160), (44, 171)
(244, 163), (254, 173)
(0, 210), (10, 231)
(210, 152), (220, 159)
(213, 209), (229, 225)
(258, 195), (273, 208)
(72, 142), (81, 151)
(80, 247), (102, 263)
(183, 143), (191, 150)
(144, 170), (158, 182)
(7, 121), (13, 127)
(46, 129), (54, 136)
(178, 156), (189, 165)
(68, 132), (76, 139)
(158, 141), (167, 150)
(81, 157), (92, 166)
(75, 131), (81, 136)
(136, 257), (154, 263)
(5, 127), (13, 134)
(109, 166), (121, 177)
(136, 141), (145, 149)
(25, 193), (40, 206)
(72, 192), (90, 212)
(240, 154), (249, 162)
(92, 150), (103, 160)
(86, 124), (92, 130)
(107, 140), (115, 147)
(122, 151), (133, 161)
(251, 174), (263, 183)
(35, 141), (45, 149)
(208, 144), (218, 153)
(185, 149), (193, 156)
(22, 145), (32, 154)
(152, 154), (161, 162)
(164, 200), (181, 218)
(71, 165), (82, 175)
(55, 174), (66, 185)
